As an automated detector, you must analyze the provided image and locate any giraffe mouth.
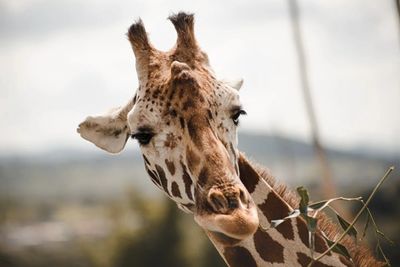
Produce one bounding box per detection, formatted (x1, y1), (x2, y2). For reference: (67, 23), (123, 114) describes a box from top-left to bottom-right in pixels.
(194, 195), (259, 244)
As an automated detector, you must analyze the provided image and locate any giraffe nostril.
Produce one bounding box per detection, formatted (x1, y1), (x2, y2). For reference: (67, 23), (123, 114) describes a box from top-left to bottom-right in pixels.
(208, 189), (229, 214)
(207, 186), (250, 214)
(228, 197), (238, 209)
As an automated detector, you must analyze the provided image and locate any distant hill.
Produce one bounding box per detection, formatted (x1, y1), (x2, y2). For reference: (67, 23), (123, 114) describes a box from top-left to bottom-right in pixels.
(0, 133), (397, 201)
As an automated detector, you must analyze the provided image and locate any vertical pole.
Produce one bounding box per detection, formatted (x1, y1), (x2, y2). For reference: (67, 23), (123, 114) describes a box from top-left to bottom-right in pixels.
(395, 0), (400, 24)
(394, 0), (400, 43)
(287, 0), (336, 200)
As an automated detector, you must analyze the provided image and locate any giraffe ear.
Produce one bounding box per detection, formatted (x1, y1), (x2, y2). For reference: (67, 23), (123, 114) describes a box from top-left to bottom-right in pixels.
(224, 78), (244, 91)
(77, 97), (135, 154)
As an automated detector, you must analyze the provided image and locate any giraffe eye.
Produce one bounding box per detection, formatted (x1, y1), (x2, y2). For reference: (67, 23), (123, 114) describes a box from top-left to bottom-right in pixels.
(131, 132), (154, 145)
(231, 109), (247, 126)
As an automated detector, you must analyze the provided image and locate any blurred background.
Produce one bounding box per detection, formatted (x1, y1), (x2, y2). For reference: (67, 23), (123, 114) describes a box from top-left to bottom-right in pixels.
(0, 0), (399, 266)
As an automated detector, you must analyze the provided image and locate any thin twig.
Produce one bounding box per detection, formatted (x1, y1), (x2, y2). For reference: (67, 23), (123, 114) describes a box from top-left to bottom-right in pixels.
(307, 166), (394, 267)
(311, 197), (362, 218)
(363, 202), (394, 245)
(363, 202), (393, 266)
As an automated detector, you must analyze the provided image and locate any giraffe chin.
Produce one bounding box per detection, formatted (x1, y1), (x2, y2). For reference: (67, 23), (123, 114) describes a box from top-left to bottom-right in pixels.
(194, 203), (259, 246)
(208, 231), (242, 246)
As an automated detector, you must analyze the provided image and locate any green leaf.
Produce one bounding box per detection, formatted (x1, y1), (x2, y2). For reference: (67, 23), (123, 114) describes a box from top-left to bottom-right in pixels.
(301, 213), (318, 258)
(336, 214), (358, 239)
(309, 216), (317, 232)
(302, 214), (318, 233)
(331, 242), (352, 260)
(322, 234), (352, 259)
(297, 186), (309, 214)
(309, 231), (316, 258)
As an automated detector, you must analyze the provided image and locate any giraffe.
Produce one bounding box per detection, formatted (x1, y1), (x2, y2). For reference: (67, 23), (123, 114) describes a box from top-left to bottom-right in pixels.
(77, 12), (383, 267)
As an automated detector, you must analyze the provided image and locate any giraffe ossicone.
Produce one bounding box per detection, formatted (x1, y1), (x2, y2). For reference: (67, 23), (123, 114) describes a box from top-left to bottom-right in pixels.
(78, 12), (384, 267)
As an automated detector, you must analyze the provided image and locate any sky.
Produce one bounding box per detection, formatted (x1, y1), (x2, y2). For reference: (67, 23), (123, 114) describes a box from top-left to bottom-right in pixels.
(0, 0), (399, 155)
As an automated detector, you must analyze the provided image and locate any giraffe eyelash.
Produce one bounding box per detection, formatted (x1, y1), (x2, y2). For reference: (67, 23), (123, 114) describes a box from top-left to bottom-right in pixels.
(231, 109), (247, 126)
(131, 132), (154, 145)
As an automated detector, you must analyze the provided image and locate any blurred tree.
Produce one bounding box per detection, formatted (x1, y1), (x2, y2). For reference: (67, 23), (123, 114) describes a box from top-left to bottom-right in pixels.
(0, 251), (17, 267)
(395, 0), (400, 28)
(287, 0), (337, 201)
(112, 200), (189, 267)
(199, 239), (226, 267)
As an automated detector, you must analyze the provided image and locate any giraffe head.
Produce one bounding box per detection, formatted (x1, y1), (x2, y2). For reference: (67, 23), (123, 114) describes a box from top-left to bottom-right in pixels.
(78, 12), (258, 245)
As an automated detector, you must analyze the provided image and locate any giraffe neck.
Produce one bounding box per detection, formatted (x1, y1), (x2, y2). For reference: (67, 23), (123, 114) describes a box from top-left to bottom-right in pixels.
(205, 153), (381, 267)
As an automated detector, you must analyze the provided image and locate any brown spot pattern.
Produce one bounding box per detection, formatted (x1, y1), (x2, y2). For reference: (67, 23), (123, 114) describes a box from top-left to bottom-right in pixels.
(171, 181), (181, 198)
(187, 116), (206, 148)
(297, 252), (334, 267)
(207, 109), (213, 119)
(258, 192), (294, 240)
(296, 218), (329, 254)
(164, 133), (177, 150)
(169, 108), (177, 117)
(145, 166), (161, 186)
(165, 159), (176, 175)
(179, 117), (185, 129)
(187, 117), (198, 141)
(238, 155), (259, 194)
(223, 246), (257, 267)
(155, 164), (170, 196)
(180, 161), (193, 200)
(182, 98), (195, 111)
(198, 167), (209, 187)
(254, 228), (285, 263)
(143, 155), (150, 165)
(113, 129), (122, 137)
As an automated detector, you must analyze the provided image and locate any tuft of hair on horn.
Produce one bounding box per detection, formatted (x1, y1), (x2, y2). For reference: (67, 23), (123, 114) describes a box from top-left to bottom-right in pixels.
(127, 19), (151, 50)
(168, 12), (197, 49)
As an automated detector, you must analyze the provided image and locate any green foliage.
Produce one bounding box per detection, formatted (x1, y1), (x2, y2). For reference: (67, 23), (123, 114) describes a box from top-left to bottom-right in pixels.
(362, 202), (394, 267)
(268, 167), (395, 267)
(0, 189), (226, 267)
(112, 200), (188, 267)
(89, 192), (225, 267)
(320, 232), (352, 259)
(200, 239), (227, 267)
(336, 212), (357, 239)
(297, 186), (310, 214)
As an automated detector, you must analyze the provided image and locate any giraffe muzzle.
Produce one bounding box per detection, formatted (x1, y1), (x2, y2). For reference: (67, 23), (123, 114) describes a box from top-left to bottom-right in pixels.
(195, 184), (259, 244)
(207, 186), (249, 214)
